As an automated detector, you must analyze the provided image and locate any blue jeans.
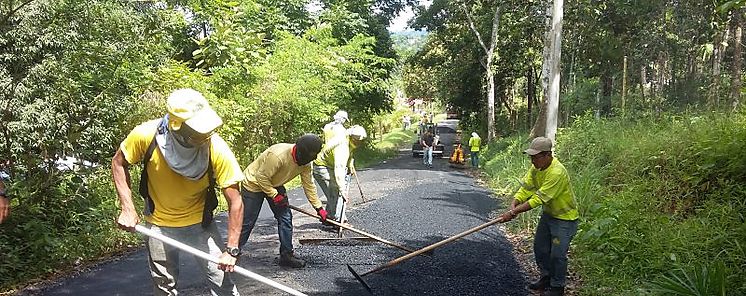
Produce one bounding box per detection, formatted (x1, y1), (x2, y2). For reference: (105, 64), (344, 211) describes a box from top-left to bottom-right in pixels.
(534, 213), (578, 288)
(423, 146), (433, 166)
(470, 151), (479, 167)
(238, 186), (294, 255)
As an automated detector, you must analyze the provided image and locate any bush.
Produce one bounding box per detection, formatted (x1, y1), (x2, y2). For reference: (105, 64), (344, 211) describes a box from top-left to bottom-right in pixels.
(482, 111), (746, 295)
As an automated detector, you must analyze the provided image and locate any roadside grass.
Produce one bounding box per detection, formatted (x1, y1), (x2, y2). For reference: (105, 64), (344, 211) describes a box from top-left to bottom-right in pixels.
(0, 168), (142, 291)
(355, 127), (416, 168)
(480, 112), (746, 295)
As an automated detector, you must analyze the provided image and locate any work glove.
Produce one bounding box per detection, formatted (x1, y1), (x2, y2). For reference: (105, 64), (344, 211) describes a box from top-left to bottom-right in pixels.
(315, 207), (328, 222)
(272, 193), (288, 208)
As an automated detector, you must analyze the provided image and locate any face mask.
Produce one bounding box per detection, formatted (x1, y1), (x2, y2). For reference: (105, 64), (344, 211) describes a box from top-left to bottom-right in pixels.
(173, 123), (214, 148)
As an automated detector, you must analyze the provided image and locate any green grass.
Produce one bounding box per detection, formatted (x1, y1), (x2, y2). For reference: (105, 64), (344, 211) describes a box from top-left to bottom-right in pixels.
(480, 111), (746, 295)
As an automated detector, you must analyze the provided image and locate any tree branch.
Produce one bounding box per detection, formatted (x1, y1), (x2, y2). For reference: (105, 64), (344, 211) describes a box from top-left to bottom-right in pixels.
(461, 3), (490, 55)
(1, 0), (36, 28)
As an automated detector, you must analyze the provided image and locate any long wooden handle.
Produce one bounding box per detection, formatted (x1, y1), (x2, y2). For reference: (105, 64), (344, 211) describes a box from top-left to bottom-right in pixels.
(363, 217), (505, 276)
(135, 225), (308, 296)
(354, 173), (368, 202)
(288, 205), (420, 255)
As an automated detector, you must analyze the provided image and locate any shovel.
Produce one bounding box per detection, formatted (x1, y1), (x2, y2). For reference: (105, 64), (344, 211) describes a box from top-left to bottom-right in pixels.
(288, 204), (430, 257)
(338, 175), (351, 238)
(135, 225), (307, 296)
(347, 216), (506, 292)
(353, 171), (374, 204)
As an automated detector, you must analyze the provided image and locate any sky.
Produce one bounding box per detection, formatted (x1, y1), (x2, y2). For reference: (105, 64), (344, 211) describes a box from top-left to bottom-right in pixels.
(389, 1), (431, 32)
(388, 5), (416, 32)
(307, 1), (430, 33)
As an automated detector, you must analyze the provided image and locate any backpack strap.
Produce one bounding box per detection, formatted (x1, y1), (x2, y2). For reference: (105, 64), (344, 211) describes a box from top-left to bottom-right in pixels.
(138, 133), (158, 216)
(139, 127), (218, 228)
(201, 149), (218, 228)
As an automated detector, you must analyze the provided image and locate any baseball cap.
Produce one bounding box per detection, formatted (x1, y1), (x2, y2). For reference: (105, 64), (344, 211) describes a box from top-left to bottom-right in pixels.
(166, 89), (223, 134)
(524, 137), (553, 155)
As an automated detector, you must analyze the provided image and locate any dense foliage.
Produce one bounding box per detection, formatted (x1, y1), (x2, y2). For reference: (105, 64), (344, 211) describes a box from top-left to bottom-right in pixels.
(0, 0), (411, 289)
(481, 111), (746, 295)
(405, 0), (746, 136)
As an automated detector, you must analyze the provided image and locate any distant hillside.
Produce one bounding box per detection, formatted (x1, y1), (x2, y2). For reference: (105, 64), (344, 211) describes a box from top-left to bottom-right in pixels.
(391, 30), (428, 59)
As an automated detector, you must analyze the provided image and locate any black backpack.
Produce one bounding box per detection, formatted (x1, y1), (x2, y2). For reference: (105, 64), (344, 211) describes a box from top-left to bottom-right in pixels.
(138, 133), (218, 228)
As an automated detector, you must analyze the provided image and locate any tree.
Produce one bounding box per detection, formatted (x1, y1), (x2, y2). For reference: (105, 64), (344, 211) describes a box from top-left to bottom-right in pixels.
(461, 0), (501, 141)
(544, 0), (563, 141)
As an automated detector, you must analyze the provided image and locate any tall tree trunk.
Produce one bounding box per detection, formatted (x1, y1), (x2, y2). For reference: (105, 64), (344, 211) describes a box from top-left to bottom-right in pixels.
(710, 21), (731, 109)
(462, 2), (501, 141)
(640, 64), (647, 105)
(527, 67), (535, 130)
(487, 65), (497, 139)
(601, 71), (612, 115)
(545, 0), (564, 141)
(732, 10), (743, 111)
(622, 55), (628, 114)
(529, 1), (553, 139)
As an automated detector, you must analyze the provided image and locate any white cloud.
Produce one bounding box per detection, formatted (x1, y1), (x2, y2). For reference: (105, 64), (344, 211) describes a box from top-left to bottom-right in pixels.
(388, 0), (431, 32)
(389, 6), (415, 32)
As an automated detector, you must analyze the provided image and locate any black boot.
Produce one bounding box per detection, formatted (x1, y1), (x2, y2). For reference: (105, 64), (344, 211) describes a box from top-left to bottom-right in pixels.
(279, 252), (306, 268)
(541, 286), (564, 296)
(527, 276), (550, 291)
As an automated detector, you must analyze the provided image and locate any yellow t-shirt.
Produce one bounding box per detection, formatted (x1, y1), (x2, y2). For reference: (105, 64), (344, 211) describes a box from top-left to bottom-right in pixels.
(120, 119), (244, 227)
(241, 143), (322, 209)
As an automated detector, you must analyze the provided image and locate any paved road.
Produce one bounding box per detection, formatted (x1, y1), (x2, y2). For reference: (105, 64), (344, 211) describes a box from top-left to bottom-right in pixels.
(22, 151), (527, 295)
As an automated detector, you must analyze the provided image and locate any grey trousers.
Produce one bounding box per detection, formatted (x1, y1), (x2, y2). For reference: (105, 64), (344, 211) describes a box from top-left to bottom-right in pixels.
(144, 222), (240, 296)
(312, 165), (350, 221)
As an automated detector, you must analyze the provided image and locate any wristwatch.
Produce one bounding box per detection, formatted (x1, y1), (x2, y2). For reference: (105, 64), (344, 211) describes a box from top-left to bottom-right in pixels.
(225, 245), (241, 258)
(0, 188), (7, 199)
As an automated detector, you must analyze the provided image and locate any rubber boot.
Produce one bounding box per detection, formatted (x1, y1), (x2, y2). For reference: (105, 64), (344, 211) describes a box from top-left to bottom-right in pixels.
(279, 251), (306, 268)
(542, 286), (564, 296)
(527, 276), (550, 291)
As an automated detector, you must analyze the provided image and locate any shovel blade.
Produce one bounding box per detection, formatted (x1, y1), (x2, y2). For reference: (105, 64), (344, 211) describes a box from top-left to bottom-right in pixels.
(347, 264), (372, 293)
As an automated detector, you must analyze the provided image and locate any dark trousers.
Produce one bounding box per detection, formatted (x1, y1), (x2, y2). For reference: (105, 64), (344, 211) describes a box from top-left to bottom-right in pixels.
(238, 186), (294, 254)
(534, 213), (578, 288)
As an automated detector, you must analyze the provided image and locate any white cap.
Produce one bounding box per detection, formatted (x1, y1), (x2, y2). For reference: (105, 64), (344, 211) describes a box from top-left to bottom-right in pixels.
(333, 110), (349, 123)
(347, 125), (367, 140)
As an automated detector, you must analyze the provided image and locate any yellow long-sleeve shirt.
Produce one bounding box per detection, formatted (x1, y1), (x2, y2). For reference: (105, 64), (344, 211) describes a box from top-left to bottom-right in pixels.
(514, 158), (579, 220)
(241, 143), (322, 208)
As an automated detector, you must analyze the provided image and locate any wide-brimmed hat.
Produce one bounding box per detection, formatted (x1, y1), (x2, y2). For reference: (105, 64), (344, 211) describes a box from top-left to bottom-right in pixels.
(166, 89), (223, 134)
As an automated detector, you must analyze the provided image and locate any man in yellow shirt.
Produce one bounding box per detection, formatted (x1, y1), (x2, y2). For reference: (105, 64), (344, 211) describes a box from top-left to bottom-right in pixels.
(0, 161), (10, 224)
(468, 132), (481, 167)
(313, 125), (367, 225)
(498, 137), (579, 296)
(112, 89), (245, 296)
(238, 134), (324, 268)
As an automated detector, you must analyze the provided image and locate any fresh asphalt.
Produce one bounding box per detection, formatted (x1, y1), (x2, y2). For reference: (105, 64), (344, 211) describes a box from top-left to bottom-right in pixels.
(21, 150), (528, 296)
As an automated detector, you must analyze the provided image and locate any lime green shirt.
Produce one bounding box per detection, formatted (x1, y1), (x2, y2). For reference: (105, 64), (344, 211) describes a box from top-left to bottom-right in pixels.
(469, 136), (481, 152)
(314, 136), (356, 188)
(514, 158), (579, 220)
